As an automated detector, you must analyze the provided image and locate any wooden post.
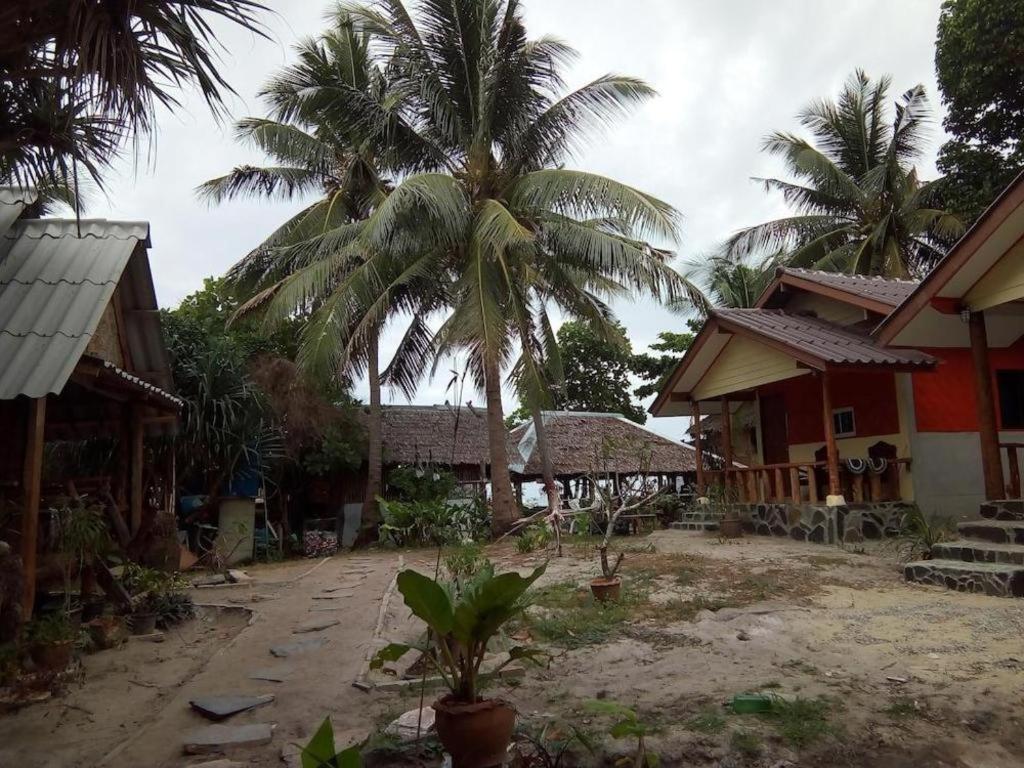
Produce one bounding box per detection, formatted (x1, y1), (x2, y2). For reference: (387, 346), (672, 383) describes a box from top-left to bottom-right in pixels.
(21, 396), (47, 618)
(969, 311), (1006, 500)
(820, 371), (842, 500)
(1007, 446), (1021, 499)
(691, 400), (705, 496)
(789, 467), (800, 503)
(130, 406), (144, 533)
(720, 396), (734, 468)
(514, 481), (523, 507)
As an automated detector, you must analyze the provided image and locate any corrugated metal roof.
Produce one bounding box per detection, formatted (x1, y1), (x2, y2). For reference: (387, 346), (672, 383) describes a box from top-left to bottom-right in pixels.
(780, 268), (919, 307)
(715, 308), (936, 368)
(0, 186), (37, 235)
(0, 215), (166, 399)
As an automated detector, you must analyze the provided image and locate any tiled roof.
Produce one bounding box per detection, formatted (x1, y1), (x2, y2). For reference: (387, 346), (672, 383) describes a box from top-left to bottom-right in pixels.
(715, 308), (936, 368)
(509, 411), (696, 476)
(780, 268), (919, 307)
(0, 192), (175, 400)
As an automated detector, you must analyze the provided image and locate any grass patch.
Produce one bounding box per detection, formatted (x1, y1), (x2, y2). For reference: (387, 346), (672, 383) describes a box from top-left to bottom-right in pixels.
(762, 695), (836, 748)
(526, 581), (632, 649)
(883, 696), (922, 719)
(687, 707), (727, 734)
(729, 729), (762, 757)
(805, 555), (851, 569)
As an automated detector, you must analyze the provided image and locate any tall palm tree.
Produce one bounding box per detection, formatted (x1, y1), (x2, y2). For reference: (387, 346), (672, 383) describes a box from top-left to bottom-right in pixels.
(685, 252), (781, 310)
(1, 0), (268, 189)
(197, 17), (439, 540)
(724, 70), (964, 279)
(332, 0), (687, 533)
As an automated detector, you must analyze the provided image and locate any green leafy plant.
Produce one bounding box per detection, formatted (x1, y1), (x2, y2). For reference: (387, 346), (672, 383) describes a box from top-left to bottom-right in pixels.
(511, 720), (594, 767)
(890, 507), (952, 561)
(583, 700), (659, 767)
(378, 497), (489, 547)
(25, 612), (77, 646)
(372, 564), (547, 703)
(121, 563), (194, 626)
(516, 524), (552, 554)
(387, 466), (458, 503)
(302, 425), (364, 477)
(444, 543), (487, 583)
(52, 497), (110, 612)
(300, 717), (362, 768)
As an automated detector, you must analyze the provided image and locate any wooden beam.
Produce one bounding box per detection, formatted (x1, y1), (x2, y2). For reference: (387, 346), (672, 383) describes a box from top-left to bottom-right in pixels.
(720, 396), (734, 469)
(130, 405), (144, 533)
(691, 400), (705, 495)
(969, 311), (1005, 500)
(21, 396), (46, 619)
(820, 372), (841, 499)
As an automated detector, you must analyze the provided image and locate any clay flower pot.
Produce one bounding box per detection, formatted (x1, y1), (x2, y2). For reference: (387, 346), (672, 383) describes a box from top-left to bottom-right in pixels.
(719, 518), (743, 539)
(30, 640), (74, 672)
(590, 576), (622, 603)
(433, 696), (516, 768)
(129, 612), (158, 635)
(88, 616), (128, 649)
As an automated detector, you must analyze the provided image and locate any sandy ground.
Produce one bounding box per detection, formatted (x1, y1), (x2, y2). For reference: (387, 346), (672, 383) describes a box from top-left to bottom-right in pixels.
(1, 532), (1023, 767)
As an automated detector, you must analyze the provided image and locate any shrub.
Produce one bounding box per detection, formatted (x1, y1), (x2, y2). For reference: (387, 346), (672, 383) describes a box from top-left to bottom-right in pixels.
(25, 612), (77, 645)
(516, 524), (553, 554)
(386, 465), (457, 503)
(378, 496), (489, 547)
(444, 543), (488, 583)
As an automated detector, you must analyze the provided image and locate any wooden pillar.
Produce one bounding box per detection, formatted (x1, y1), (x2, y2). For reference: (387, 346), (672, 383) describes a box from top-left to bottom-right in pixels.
(969, 310), (1005, 500)
(720, 397), (734, 468)
(21, 396), (46, 618)
(130, 406), (144, 533)
(561, 478), (572, 500)
(820, 371), (842, 500)
(691, 400), (705, 496)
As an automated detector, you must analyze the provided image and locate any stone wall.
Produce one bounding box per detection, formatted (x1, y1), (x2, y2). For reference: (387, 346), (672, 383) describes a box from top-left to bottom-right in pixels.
(730, 501), (913, 545)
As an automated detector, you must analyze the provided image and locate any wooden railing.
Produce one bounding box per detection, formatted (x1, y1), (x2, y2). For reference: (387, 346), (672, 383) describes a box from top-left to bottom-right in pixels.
(705, 458), (910, 505)
(1001, 442), (1024, 498)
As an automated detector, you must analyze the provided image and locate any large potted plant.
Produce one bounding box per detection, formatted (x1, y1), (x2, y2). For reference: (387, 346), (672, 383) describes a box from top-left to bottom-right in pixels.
(26, 612), (77, 671)
(372, 564), (546, 768)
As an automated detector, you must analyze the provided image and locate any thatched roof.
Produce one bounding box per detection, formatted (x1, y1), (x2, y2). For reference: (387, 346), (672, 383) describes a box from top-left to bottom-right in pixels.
(380, 405), (492, 468)
(508, 411), (696, 478)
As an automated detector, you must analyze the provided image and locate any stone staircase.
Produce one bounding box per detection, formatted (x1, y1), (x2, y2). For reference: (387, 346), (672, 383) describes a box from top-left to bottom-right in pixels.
(904, 501), (1024, 597)
(671, 507), (723, 533)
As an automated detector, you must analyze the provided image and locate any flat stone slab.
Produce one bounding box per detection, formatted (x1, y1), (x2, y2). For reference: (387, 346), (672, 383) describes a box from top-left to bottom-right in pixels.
(190, 760), (248, 768)
(294, 617), (341, 633)
(309, 605), (345, 612)
(385, 707), (435, 742)
(249, 667), (292, 683)
(311, 593), (353, 600)
(270, 637), (327, 657)
(183, 723), (275, 754)
(322, 584), (360, 593)
(190, 694), (275, 721)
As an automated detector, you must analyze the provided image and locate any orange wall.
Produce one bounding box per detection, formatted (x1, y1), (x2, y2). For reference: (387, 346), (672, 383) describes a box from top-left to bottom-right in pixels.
(760, 370), (900, 446)
(912, 338), (1024, 432)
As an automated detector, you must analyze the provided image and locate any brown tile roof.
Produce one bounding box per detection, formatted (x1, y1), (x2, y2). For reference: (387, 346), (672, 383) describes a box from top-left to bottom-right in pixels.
(715, 308), (936, 368)
(380, 405), (493, 467)
(780, 268), (919, 307)
(508, 411), (696, 478)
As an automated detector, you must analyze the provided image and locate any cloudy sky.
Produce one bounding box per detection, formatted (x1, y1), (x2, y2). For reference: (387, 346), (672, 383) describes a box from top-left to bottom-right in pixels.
(92, 0), (947, 440)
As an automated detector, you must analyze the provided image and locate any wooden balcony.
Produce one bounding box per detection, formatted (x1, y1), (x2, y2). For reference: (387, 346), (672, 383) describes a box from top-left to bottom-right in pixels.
(705, 458), (911, 505)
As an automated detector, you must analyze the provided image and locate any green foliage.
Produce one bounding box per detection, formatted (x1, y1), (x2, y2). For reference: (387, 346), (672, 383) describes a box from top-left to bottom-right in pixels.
(302, 425), (364, 477)
(552, 321), (646, 423)
(122, 563), (194, 625)
(725, 70), (963, 278)
(443, 543), (488, 584)
(301, 718), (362, 768)
(729, 729), (762, 758)
(51, 496), (110, 610)
(147, 591), (197, 628)
(386, 466), (457, 503)
(516, 524), (553, 554)
(25, 612), (77, 646)
(378, 497), (490, 547)
(761, 695), (836, 748)
(686, 707), (727, 735)
(631, 327), (698, 400)
(890, 507), (953, 561)
(583, 700), (659, 767)
(527, 584), (631, 649)
(936, 0), (1024, 224)
(372, 564), (546, 702)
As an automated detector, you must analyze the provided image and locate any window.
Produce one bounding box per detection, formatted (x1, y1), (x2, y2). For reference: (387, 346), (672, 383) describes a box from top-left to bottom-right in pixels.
(997, 370), (1024, 429)
(832, 407), (855, 438)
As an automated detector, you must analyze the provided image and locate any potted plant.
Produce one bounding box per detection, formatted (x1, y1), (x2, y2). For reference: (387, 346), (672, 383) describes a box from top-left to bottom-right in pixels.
(52, 497), (110, 619)
(590, 486), (662, 603)
(372, 564), (546, 768)
(122, 563), (194, 634)
(25, 612), (77, 671)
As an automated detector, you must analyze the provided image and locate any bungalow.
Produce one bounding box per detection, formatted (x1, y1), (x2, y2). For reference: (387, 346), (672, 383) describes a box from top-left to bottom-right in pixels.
(651, 173), (1024, 545)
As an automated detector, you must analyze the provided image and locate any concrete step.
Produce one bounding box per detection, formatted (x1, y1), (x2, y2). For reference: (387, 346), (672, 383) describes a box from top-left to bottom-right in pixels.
(904, 559), (1024, 598)
(680, 511), (722, 522)
(670, 521), (720, 532)
(979, 500), (1024, 521)
(958, 520), (1024, 545)
(932, 540), (1024, 566)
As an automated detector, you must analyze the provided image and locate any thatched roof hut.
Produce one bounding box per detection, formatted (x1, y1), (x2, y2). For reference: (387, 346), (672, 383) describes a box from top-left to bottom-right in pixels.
(508, 411), (696, 480)
(381, 405), (492, 479)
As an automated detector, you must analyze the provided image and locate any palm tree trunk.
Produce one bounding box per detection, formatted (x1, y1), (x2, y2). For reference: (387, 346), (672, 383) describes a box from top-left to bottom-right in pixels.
(530, 407), (561, 514)
(358, 330), (383, 545)
(484, 354), (517, 535)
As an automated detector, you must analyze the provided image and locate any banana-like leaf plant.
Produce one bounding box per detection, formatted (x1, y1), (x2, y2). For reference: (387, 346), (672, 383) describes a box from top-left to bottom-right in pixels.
(299, 717), (361, 768)
(372, 563), (547, 703)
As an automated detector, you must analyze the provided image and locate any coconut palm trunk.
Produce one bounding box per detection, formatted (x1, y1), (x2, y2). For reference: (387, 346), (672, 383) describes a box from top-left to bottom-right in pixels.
(530, 407), (561, 513)
(484, 354), (517, 534)
(359, 330), (383, 544)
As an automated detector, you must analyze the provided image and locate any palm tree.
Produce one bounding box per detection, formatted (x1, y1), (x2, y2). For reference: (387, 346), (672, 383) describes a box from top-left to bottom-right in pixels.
(333, 0), (687, 533)
(724, 70), (964, 279)
(685, 252), (781, 310)
(1, 0), (267, 188)
(197, 17), (439, 540)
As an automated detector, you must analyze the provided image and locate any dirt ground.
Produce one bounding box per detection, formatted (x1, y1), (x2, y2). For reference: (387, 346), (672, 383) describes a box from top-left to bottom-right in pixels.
(1, 531), (1022, 767)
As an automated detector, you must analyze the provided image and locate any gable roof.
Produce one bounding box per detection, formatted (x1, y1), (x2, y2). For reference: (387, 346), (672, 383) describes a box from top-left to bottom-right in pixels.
(0, 189), (176, 402)
(381, 405), (493, 467)
(757, 267), (919, 314)
(508, 411), (696, 477)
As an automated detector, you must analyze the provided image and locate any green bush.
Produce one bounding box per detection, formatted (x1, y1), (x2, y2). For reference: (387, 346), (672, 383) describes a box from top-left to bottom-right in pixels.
(26, 612), (77, 645)
(378, 496), (489, 547)
(386, 465), (457, 503)
(515, 524), (553, 554)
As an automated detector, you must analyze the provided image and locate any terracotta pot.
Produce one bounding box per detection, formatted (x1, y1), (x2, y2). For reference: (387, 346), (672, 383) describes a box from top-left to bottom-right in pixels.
(30, 640), (73, 672)
(719, 518), (743, 539)
(129, 612), (158, 635)
(88, 617), (128, 649)
(590, 576), (622, 603)
(433, 696), (516, 768)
